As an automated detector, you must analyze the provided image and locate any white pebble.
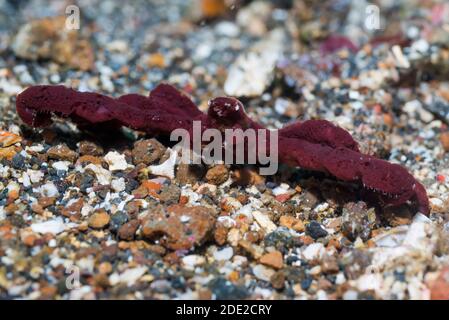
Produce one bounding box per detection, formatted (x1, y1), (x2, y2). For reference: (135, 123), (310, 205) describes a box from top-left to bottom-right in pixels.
(52, 161), (70, 171)
(215, 21), (240, 37)
(83, 164), (112, 185)
(20, 172), (31, 188)
(118, 267), (147, 286)
(182, 255), (206, 268)
(302, 243), (325, 261)
(252, 264), (275, 282)
(104, 151), (128, 171)
(213, 247), (234, 261)
(111, 178), (126, 193)
(343, 290), (358, 300)
(37, 182), (59, 197)
(27, 169), (44, 183)
(252, 211), (277, 233)
(31, 217), (75, 235)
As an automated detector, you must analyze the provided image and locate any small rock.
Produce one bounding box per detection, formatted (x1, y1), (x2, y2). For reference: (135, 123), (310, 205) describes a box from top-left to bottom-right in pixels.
(0, 131), (22, 148)
(236, 1), (272, 36)
(31, 203), (44, 215)
(22, 232), (37, 246)
(146, 53), (166, 68)
(275, 194), (291, 203)
(118, 267), (147, 286)
(27, 169), (44, 183)
(52, 161), (70, 171)
(61, 198), (83, 219)
(110, 211), (129, 232)
(76, 155), (102, 166)
(252, 211), (277, 234)
(88, 209), (110, 229)
(321, 255), (340, 274)
(47, 144), (77, 162)
(176, 163), (205, 185)
(259, 250), (283, 269)
(118, 220), (140, 241)
(201, 0), (227, 18)
(302, 243), (325, 261)
(232, 167), (265, 186)
(238, 240), (264, 259)
(31, 217), (74, 235)
(214, 224), (228, 246)
(142, 205), (215, 250)
(270, 271), (285, 290)
(253, 264), (276, 282)
(213, 247), (234, 261)
(78, 141), (103, 156)
(38, 182), (59, 198)
(0, 146), (20, 161)
(430, 266), (449, 300)
(84, 164), (112, 185)
(440, 132), (449, 152)
(279, 215), (305, 232)
(342, 250), (372, 280)
(264, 229), (301, 251)
(215, 21), (240, 37)
(11, 153), (25, 169)
(341, 202), (376, 241)
(132, 139), (165, 165)
(104, 151), (128, 171)
(158, 184), (181, 205)
(98, 262), (113, 275)
(306, 221), (328, 240)
(343, 290), (359, 300)
(205, 164), (229, 185)
(208, 277), (249, 300)
(188, 0), (227, 21)
(111, 178), (126, 193)
(182, 254), (206, 268)
(6, 181), (20, 202)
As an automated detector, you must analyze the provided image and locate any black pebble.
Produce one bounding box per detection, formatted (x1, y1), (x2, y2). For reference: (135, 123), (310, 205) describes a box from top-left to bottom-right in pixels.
(208, 277), (249, 300)
(110, 211), (128, 232)
(306, 221), (328, 240)
(125, 179), (139, 193)
(12, 154), (25, 169)
(300, 277), (312, 290)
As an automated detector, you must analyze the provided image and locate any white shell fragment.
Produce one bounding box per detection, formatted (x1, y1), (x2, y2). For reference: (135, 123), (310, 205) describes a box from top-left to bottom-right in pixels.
(148, 148), (177, 179)
(118, 267), (147, 286)
(252, 210), (277, 233)
(31, 217), (76, 235)
(83, 164), (112, 185)
(104, 151), (129, 171)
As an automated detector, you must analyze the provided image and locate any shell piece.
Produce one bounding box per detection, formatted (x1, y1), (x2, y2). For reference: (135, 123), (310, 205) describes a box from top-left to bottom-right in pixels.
(31, 217), (77, 235)
(148, 148), (177, 179)
(104, 151), (129, 171)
